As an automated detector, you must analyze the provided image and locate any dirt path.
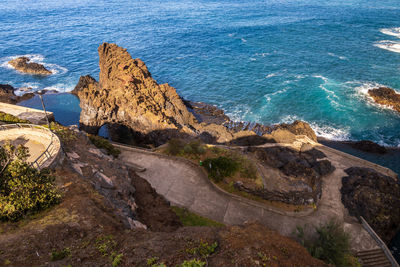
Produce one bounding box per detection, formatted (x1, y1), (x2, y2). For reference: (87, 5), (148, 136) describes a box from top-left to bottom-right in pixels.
(115, 143), (392, 252)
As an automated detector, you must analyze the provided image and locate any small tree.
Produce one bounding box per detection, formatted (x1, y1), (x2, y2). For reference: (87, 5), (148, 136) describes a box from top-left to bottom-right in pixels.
(0, 143), (60, 221)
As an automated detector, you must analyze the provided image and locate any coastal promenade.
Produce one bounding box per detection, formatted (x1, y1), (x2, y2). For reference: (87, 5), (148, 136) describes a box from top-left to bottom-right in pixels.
(0, 102), (54, 125)
(114, 141), (397, 254)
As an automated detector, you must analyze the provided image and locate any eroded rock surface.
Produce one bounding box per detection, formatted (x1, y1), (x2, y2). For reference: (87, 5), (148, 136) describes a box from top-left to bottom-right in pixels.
(341, 167), (400, 243)
(8, 57), (52, 75)
(238, 147), (335, 205)
(368, 87), (400, 112)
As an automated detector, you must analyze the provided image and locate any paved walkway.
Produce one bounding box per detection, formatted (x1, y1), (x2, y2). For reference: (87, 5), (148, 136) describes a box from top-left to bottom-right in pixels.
(0, 102), (54, 125)
(114, 142), (397, 252)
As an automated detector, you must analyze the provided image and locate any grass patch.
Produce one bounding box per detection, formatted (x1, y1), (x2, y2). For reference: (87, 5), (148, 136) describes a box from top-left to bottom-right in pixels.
(0, 112), (30, 124)
(171, 206), (224, 227)
(88, 135), (120, 158)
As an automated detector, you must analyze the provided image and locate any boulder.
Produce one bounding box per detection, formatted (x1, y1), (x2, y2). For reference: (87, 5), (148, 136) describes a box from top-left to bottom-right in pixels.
(8, 57), (52, 75)
(368, 87), (400, 112)
(341, 167), (400, 243)
(274, 120), (317, 142)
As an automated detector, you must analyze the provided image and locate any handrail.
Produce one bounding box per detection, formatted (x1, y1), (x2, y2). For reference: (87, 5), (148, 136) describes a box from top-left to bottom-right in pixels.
(0, 123), (58, 169)
(360, 216), (399, 267)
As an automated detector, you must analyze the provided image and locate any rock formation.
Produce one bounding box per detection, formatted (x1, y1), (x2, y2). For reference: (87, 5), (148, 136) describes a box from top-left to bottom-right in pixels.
(8, 57), (52, 75)
(368, 87), (400, 112)
(0, 84), (34, 104)
(73, 43), (317, 146)
(341, 167), (400, 243)
(240, 147), (335, 205)
(350, 140), (387, 154)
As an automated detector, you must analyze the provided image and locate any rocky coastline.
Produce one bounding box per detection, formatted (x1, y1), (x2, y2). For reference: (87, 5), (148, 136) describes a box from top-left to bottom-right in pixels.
(72, 43), (317, 148)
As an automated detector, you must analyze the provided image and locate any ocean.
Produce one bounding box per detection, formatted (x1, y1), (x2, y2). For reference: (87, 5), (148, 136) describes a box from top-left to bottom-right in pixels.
(1, 0), (400, 260)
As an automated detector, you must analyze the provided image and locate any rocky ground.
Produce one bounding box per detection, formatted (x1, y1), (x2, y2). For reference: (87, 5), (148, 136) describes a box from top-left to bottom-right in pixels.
(237, 146), (335, 205)
(341, 167), (400, 243)
(8, 56), (52, 75)
(0, 129), (326, 266)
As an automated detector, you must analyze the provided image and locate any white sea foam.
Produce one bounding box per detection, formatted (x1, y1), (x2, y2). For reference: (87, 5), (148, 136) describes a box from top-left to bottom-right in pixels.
(374, 40), (400, 53)
(265, 73), (278, 79)
(264, 88), (287, 102)
(327, 52), (348, 60)
(380, 27), (400, 38)
(255, 52), (270, 57)
(241, 38), (247, 43)
(43, 83), (74, 93)
(309, 123), (351, 141)
(277, 115), (351, 141)
(0, 54), (68, 74)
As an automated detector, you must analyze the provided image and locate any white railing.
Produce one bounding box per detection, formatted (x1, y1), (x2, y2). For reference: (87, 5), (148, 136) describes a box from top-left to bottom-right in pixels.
(0, 123), (58, 169)
(360, 216), (399, 267)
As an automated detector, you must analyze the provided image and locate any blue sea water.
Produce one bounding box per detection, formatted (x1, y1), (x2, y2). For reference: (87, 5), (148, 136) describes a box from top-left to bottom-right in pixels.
(1, 0), (400, 146)
(1, 0), (400, 259)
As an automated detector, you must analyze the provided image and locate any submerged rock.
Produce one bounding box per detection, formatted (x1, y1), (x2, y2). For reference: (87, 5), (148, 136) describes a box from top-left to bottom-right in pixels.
(341, 167), (400, 243)
(368, 87), (400, 112)
(350, 140), (387, 154)
(8, 56), (52, 75)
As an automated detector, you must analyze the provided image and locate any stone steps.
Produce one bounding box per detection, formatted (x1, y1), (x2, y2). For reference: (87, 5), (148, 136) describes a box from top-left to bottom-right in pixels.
(356, 249), (394, 267)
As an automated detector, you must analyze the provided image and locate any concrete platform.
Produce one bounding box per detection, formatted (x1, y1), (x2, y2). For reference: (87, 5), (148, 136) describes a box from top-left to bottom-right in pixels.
(0, 102), (54, 125)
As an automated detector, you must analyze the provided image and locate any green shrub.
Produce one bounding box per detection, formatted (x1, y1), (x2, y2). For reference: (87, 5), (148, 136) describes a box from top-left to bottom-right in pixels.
(202, 156), (239, 182)
(88, 135), (120, 158)
(0, 143), (60, 221)
(165, 139), (206, 156)
(0, 112), (29, 124)
(180, 259), (206, 267)
(51, 248), (70, 261)
(296, 220), (353, 267)
(48, 122), (77, 144)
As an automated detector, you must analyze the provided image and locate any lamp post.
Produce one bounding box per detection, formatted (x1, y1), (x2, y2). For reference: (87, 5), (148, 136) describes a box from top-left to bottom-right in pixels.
(36, 90), (51, 130)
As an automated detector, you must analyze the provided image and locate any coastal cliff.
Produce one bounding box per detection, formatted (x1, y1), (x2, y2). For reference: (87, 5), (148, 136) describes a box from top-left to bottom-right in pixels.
(73, 43), (317, 146)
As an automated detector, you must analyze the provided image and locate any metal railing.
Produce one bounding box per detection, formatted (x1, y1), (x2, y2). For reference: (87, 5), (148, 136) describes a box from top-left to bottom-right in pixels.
(0, 123), (58, 169)
(360, 216), (399, 267)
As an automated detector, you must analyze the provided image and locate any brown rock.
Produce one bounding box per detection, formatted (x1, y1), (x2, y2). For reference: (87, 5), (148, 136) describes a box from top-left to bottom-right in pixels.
(368, 87), (400, 112)
(0, 84), (34, 104)
(74, 43), (318, 146)
(275, 120), (317, 142)
(8, 56), (52, 75)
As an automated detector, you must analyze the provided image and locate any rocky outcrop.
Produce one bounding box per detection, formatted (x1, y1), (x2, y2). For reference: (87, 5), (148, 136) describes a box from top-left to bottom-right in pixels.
(350, 140), (387, 154)
(341, 167), (400, 243)
(241, 147), (335, 205)
(0, 84), (34, 104)
(368, 87), (400, 112)
(74, 43), (317, 146)
(8, 57), (52, 75)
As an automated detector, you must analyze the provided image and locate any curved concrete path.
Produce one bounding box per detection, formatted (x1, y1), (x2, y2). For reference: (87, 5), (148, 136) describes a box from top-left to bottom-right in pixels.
(114, 142), (395, 252)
